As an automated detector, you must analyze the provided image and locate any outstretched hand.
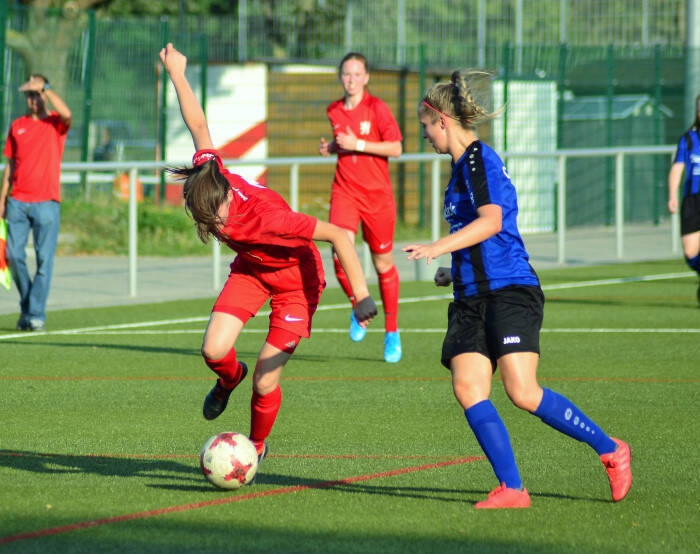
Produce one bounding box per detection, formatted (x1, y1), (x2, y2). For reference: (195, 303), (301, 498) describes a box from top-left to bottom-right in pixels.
(402, 243), (440, 264)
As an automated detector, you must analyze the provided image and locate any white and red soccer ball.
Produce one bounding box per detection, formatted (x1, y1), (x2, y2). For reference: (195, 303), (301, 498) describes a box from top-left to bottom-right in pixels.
(200, 432), (258, 489)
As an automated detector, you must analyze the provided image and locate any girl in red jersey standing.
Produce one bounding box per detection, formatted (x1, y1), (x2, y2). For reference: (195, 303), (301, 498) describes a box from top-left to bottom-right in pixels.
(319, 52), (403, 363)
(159, 43), (377, 470)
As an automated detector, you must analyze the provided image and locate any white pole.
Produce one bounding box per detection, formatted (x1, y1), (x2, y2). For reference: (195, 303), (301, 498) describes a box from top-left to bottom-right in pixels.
(290, 163), (299, 212)
(128, 167), (138, 297)
(397, 0), (406, 66)
(212, 240), (221, 292)
(415, 157), (442, 282)
(559, 0), (567, 43)
(685, 0), (700, 122)
(477, 0), (486, 67)
(237, 0), (247, 62)
(557, 154), (567, 264)
(431, 158), (442, 244)
(672, 212), (681, 254)
(615, 153), (625, 259)
(515, 0), (523, 73)
(344, 0), (354, 53)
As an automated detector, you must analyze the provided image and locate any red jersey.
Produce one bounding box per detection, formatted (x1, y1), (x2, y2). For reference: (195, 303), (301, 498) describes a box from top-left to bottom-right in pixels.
(326, 92), (402, 211)
(207, 152), (321, 275)
(3, 112), (69, 203)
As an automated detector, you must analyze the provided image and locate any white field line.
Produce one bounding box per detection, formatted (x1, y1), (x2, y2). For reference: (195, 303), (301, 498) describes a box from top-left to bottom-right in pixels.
(0, 271), (697, 340)
(30, 327), (700, 336)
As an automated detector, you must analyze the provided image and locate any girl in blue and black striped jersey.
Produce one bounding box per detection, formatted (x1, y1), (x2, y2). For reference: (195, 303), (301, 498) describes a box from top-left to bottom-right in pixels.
(404, 69), (632, 509)
(668, 94), (700, 304)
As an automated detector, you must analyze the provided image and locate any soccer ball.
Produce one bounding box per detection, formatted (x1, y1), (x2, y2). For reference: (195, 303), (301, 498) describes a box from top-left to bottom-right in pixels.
(199, 432), (259, 490)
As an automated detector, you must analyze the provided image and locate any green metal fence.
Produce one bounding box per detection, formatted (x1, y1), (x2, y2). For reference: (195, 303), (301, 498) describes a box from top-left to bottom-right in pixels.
(0, 4), (690, 230)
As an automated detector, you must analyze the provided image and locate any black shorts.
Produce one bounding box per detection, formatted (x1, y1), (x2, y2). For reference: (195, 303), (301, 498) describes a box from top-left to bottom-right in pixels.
(441, 285), (544, 369)
(681, 192), (700, 236)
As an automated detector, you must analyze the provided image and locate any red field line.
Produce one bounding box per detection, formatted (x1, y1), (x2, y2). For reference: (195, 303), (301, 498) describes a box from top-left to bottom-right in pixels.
(0, 455), (483, 545)
(0, 450), (467, 462)
(1, 374), (698, 384)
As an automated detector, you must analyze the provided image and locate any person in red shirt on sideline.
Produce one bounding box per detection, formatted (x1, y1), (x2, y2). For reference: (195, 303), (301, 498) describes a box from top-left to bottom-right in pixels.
(319, 52), (403, 363)
(159, 43), (377, 469)
(1, 74), (71, 332)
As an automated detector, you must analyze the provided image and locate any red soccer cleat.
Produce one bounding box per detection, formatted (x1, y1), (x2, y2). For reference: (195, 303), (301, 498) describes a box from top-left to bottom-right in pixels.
(600, 437), (632, 502)
(474, 483), (531, 509)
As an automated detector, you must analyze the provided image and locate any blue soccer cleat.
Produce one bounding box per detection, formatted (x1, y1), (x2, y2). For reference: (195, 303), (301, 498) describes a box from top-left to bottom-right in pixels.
(349, 310), (367, 342)
(383, 331), (402, 363)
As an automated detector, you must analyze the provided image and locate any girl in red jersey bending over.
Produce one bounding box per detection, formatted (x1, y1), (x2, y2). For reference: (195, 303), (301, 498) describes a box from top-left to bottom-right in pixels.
(160, 43), (377, 471)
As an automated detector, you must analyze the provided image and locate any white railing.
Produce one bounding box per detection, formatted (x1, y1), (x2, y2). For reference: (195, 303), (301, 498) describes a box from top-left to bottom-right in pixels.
(4, 145), (678, 296)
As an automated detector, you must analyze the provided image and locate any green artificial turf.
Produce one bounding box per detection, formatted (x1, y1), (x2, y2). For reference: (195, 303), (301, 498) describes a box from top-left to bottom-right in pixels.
(0, 260), (697, 553)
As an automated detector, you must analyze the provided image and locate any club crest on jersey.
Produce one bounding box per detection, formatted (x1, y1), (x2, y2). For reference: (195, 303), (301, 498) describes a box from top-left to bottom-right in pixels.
(444, 201), (457, 219)
(359, 120), (371, 135)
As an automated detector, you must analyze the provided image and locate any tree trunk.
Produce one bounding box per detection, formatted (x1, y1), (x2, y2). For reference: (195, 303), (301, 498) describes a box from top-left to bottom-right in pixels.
(6, 6), (87, 94)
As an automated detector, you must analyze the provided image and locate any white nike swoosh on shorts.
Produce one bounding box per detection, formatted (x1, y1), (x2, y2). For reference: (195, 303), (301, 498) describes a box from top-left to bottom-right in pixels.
(284, 315), (304, 322)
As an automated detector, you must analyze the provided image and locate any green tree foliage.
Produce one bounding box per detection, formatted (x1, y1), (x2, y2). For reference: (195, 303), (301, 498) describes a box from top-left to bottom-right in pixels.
(92, 0), (237, 16)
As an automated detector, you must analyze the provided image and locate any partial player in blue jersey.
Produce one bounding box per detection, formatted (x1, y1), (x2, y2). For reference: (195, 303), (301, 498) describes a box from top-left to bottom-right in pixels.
(404, 69), (632, 509)
(668, 94), (700, 304)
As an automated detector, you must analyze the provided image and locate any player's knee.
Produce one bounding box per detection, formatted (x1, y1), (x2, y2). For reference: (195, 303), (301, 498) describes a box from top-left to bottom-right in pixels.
(452, 382), (488, 410)
(505, 386), (541, 412)
(372, 254), (394, 275)
(201, 341), (229, 362)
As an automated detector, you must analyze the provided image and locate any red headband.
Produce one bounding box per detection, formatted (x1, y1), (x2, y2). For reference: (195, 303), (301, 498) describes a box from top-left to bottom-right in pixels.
(192, 149), (225, 173)
(422, 100), (460, 121)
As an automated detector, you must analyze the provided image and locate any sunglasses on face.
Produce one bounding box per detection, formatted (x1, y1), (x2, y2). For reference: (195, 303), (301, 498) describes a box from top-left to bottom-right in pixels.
(24, 91), (41, 99)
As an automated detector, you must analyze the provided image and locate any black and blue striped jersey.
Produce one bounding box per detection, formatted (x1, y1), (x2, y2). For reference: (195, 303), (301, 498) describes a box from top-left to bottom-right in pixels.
(673, 128), (700, 198)
(445, 140), (539, 299)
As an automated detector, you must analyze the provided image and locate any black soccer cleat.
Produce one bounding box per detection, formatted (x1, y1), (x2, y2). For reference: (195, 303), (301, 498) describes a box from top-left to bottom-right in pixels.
(202, 362), (248, 420)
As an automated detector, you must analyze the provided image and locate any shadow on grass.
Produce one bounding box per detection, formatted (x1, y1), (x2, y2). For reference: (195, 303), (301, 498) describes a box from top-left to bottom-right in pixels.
(150, 466), (609, 505)
(0, 449), (201, 484)
(1, 449), (604, 505)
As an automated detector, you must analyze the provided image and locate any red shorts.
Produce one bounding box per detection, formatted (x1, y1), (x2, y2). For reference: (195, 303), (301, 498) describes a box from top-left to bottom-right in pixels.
(213, 258), (325, 339)
(329, 189), (396, 254)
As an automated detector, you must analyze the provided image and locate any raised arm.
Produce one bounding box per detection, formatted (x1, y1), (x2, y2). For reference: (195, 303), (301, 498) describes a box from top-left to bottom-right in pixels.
(19, 76), (72, 126)
(159, 43), (213, 151)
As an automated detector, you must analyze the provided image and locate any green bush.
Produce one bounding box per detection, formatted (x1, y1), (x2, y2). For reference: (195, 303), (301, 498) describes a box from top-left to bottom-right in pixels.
(58, 198), (208, 256)
(57, 196), (432, 256)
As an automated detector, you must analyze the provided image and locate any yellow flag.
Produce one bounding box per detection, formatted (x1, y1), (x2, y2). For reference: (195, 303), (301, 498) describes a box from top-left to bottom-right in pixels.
(0, 218), (12, 291)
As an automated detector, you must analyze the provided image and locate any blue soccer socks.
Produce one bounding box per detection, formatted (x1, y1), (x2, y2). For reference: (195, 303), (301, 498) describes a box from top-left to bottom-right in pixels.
(533, 388), (617, 456)
(465, 400), (523, 490)
(685, 254), (700, 273)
